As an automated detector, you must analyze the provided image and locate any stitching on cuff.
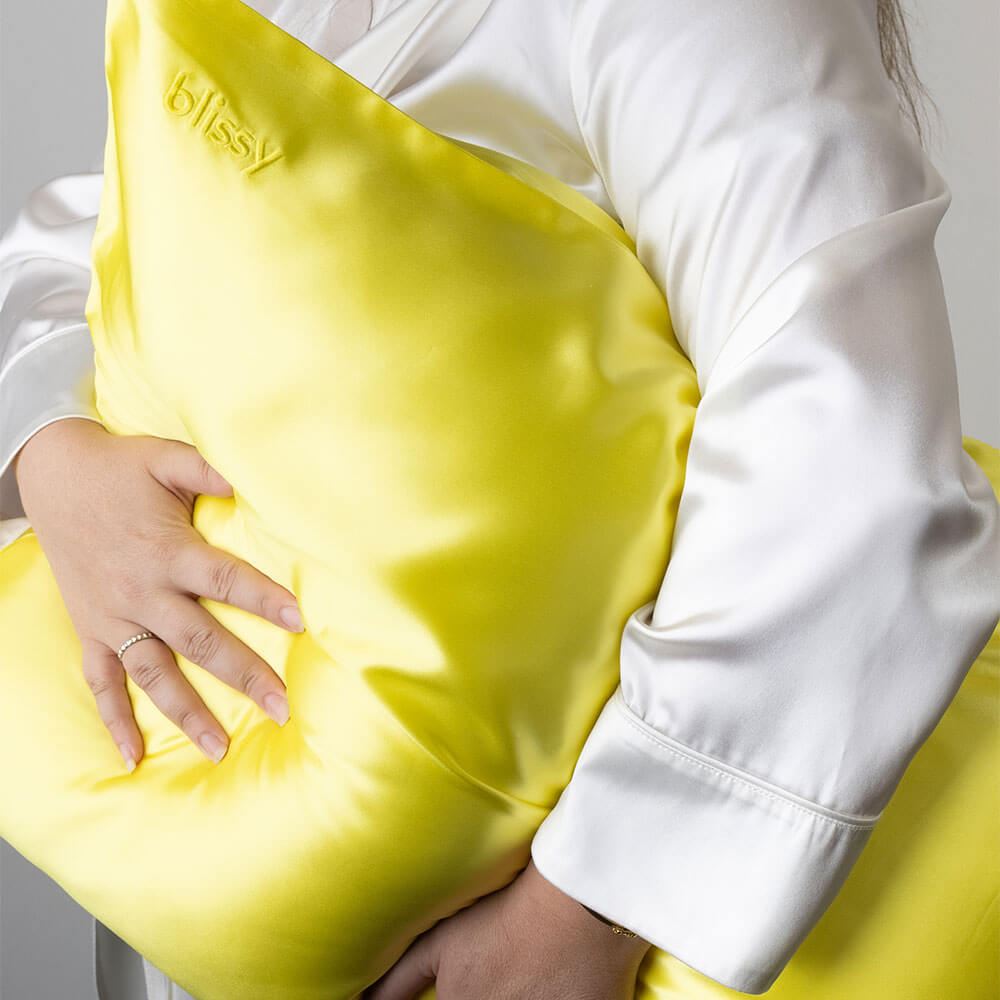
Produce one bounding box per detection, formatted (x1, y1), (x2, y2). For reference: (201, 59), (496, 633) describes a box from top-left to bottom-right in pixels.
(612, 690), (880, 831)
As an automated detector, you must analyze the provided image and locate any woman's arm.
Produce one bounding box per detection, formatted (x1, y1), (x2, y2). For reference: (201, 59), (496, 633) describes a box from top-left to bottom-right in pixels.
(529, 0), (1000, 993)
(1, 170), (105, 533)
(2, 170), (305, 766)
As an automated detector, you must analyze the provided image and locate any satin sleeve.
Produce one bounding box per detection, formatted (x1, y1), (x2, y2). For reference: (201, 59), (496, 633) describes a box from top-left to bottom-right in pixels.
(528, 0), (1000, 993)
(0, 170), (105, 548)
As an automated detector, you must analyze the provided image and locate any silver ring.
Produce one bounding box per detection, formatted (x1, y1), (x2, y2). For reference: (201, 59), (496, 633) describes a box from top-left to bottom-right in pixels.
(117, 631), (157, 661)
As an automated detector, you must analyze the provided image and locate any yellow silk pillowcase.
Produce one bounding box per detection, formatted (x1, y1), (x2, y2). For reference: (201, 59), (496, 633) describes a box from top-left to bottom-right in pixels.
(0, 1), (997, 999)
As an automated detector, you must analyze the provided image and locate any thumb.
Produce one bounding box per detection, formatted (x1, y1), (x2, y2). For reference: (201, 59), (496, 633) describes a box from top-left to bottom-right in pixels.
(364, 931), (438, 1000)
(146, 439), (234, 498)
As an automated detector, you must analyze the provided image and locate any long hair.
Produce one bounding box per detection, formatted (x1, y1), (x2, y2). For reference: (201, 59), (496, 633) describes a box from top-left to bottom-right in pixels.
(877, 0), (938, 148)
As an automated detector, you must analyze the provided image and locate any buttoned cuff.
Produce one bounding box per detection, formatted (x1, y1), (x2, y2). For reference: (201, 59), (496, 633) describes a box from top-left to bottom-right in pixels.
(529, 685), (880, 995)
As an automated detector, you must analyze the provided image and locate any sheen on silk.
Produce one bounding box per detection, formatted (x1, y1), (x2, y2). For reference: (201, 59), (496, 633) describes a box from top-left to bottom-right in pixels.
(0, 1), (996, 999)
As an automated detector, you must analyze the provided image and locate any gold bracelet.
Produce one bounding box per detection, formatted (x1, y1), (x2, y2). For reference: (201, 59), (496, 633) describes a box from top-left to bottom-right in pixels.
(580, 902), (638, 938)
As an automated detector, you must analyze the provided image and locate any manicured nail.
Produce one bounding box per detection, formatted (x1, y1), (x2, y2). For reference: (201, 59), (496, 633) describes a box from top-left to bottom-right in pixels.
(263, 691), (290, 726)
(279, 605), (304, 632)
(119, 744), (136, 773)
(198, 732), (228, 764)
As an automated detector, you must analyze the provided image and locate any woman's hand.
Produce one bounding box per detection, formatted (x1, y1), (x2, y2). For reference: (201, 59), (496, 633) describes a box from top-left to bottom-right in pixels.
(362, 858), (652, 1000)
(13, 417), (304, 771)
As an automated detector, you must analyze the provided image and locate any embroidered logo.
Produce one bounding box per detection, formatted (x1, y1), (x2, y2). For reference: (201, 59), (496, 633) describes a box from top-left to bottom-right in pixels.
(163, 70), (283, 176)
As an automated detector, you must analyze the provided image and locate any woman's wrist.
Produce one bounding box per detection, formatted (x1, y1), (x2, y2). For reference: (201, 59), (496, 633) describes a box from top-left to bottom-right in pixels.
(12, 418), (104, 484)
(579, 903), (653, 962)
(521, 859), (653, 963)
(579, 902), (640, 938)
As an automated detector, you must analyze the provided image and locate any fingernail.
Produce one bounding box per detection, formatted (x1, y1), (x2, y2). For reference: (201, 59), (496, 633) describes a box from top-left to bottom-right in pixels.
(263, 691), (290, 726)
(279, 605), (304, 632)
(198, 732), (228, 764)
(119, 744), (136, 773)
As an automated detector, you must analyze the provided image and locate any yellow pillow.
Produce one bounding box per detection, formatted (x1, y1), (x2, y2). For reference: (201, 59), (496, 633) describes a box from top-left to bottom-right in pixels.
(0, 1), (996, 999)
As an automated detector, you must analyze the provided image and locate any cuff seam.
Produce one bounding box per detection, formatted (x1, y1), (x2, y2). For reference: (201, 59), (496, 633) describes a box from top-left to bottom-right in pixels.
(613, 689), (880, 831)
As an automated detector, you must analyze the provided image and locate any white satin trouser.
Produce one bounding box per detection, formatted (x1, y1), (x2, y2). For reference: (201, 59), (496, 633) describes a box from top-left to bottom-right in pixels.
(93, 917), (198, 1000)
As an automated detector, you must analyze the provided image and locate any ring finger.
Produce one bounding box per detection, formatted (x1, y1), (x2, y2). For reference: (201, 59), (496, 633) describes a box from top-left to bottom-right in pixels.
(113, 621), (230, 764)
(151, 592), (290, 727)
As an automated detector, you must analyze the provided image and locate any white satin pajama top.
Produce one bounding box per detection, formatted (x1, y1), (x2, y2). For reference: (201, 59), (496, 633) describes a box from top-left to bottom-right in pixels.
(1, 0), (998, 993)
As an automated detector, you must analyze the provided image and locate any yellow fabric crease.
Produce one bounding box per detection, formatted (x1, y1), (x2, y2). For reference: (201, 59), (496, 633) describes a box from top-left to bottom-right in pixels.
(0, 0), (996, 997)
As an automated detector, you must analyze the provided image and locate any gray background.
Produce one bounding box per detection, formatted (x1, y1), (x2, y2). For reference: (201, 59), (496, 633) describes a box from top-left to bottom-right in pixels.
(1, 0), (998, 997)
